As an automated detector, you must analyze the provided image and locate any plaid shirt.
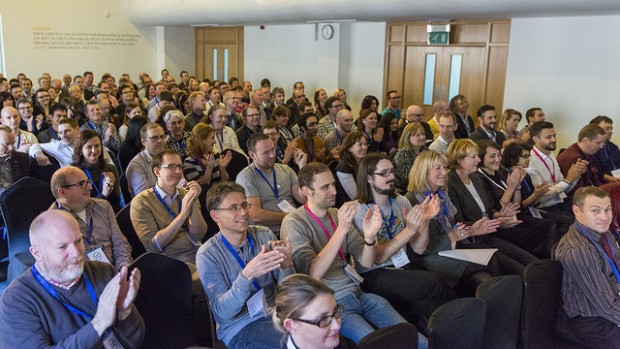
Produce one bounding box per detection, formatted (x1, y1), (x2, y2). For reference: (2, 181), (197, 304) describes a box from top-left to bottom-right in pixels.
(167, 131), (190, 159)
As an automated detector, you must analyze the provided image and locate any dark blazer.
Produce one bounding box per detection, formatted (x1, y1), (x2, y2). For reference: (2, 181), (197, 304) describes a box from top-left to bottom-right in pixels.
(454, 114), (475, 139)
(9, 151), (30, 182)
(447, 169), (496, 225)
(469, 127), (506, 148)
(235, 125), (261, 154)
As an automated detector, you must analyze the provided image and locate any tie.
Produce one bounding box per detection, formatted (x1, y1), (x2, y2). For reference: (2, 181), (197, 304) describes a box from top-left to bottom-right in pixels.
(600, 234), (616, 264)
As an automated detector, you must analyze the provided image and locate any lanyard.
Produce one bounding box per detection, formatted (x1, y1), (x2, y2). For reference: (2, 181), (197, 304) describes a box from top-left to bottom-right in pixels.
(304, 204), (344, 260)
(575, 225), (620, 285)
(255, 165), (279, 199)
(216, 131), (224, 150)
(84, 169), (104, 196)
(49, 127), (59, 140)
(17, 131), (21, 148)
(153, 188), (182, 219)
(335, 129), (343, 144)
(303, 137), (315, 161)
(363, 130), (372, 142)
(532, 148), (556, 183)
(477, 168), (508, 192)
(425, 189), (449, 218)
(221, 233), (261, 290)
(381, 198), (395, 240)
(87, 121), (98, 132)
(84, 217), (94, 247)
(31, 264), (98, 319)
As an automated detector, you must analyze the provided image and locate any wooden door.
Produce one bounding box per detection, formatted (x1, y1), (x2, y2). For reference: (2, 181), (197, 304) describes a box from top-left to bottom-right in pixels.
(385, 20), (509, 121)
(196, 27), (244, 82)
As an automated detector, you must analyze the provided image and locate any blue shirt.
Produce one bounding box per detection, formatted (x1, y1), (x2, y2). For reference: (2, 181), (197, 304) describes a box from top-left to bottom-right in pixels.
(595, 141), (620, 174)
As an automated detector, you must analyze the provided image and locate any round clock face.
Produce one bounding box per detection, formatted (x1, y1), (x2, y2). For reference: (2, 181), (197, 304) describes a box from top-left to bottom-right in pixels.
(322, 24), (334, 40)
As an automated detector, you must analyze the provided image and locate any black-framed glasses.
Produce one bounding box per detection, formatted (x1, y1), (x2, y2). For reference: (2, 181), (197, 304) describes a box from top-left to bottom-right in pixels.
(214, 202), (250, 212)
(147, 134), (167, 141)
(62, 179), (92, 190)
(292, 304), (343, 328)
(159, 164), (183, 171)
(519, 154), (532, 159)
(373, 168), (396, 177)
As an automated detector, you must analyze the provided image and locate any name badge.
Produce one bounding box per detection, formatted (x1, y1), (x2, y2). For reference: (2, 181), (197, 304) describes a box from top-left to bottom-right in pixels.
(86, 246), (111, 264)
(390, 247), (410, 268)
(344, 264), (364, 285)
(277, 199), (296, 213)
(102, 331), (125, 349)
(247, 289), (268, 318)
(529, 206), (543, 218)
(612, 169), (620, 179)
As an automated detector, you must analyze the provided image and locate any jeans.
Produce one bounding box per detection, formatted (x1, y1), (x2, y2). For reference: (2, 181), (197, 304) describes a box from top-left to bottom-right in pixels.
(337, 289), (428, 348)
(228, 317), (283, 349)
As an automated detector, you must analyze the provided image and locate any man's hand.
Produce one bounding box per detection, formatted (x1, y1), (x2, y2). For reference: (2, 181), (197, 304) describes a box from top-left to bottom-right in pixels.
(91, 273), (123, 336)
(337, 201), (358, 232)
(362, 205), (383, 242)
(565, 158), (588, 183)
(293, 149), (307, 168)
(116, 266), (140, 321)
(270, 238), (293, 269)
(496, 202), (520, 218)
(17, 136), (31, 153)
(35, 152), (52, 166)
(497, 216), (522, 229)
(181, 182), (200, 217)
(241, 245), (285, 280)
(532, 182), (550, 199)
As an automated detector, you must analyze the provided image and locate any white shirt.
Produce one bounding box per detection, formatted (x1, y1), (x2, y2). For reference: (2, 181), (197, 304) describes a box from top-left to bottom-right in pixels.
(428, 135), (450, 155)
(213, 126), (246, 156)
(526, 146), (575, 208)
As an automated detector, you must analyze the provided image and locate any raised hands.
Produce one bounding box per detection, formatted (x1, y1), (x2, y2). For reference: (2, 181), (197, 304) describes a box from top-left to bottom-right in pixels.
(362, 205), (383, 242)
(241, 244), (286, 280)
(91, 266), (141, 336)
(469, 217), (501, 236)
(337, 201), (359, 232)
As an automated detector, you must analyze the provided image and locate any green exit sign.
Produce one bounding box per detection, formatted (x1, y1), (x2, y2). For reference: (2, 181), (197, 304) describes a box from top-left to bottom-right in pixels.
(429, 31), (449, 45)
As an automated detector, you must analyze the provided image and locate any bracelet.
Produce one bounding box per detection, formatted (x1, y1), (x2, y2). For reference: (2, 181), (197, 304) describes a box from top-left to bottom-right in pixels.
(364, 239), (376, 246)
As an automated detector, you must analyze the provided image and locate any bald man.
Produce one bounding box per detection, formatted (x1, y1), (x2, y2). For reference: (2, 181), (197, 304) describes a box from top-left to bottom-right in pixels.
(0, 106), (38, 153)
(324, 109), (356, 159)
(0, 210), (145, 348)
(397, 105), (433, 143)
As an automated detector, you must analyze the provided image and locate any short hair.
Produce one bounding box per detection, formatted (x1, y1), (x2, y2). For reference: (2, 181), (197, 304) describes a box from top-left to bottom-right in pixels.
(445, 139), (478, 170)
(298, 112), (317, 131)
(298, 162), (330, 189)
(187, 123), (214, 157)
(408, 150), (448, 193)
(30, 209), (78, 247)
(206, 181), (246, 212)
(385, 90), (397, 99)
(578, 124), (605, 142)
(188, 91), (205, 106)
(357, 153), (392, 204)
(206, 104), (226, 124)
(59, 118), (79, 129)
(324, 96), (340, 110)
(140, 122), (164, 140)
(247, 132), (271, 153)
(49, 104), (67, 116)
(272, 105), (290, 119)
(398, 122), (424, 149)
(229, 77), (239, 85)
(163, 109), (184, 124)
(590, 115), (613, 125)
(273, 274), (334, 333)
(154, 81), (166, 90)
(525, 108), (542, 122)
(241, 105), (258, 119)
(83, 71), (93, 78)
(502, 142), (532, 168)
(476, 139), (501, 164)
(272, 87), (284, 96)
(264, 120), (278, 131)
(152, 149), (181, 170)
(572, 186), (610, 209)
(50, 166), (83, 199)
(159, 90), (174, 102)
(16, 98), (32, 107)
(529, 121), (554, 139)
(85, 99), (100, 110)
(477, 104), (496, 118)
(260, 78), (271, 88)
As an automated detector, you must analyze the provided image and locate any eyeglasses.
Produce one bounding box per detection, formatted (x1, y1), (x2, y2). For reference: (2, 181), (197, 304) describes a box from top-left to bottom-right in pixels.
(306, 122), (317, 127)
(147, 135), (167, 141)
(159, 164), (183, 171)
(519, 154), (532, 159)
(389, 96), (402, 100)
(214, 202), (250, 212)
(292, 304), (343, 328)
(246, 113), (261, 118)
(331, 104), (343, 109)
(18, 106), (33, 110)
(373, 168), (396, 177)
(62, 179), (92, 190)
(122, 90), (133, 95)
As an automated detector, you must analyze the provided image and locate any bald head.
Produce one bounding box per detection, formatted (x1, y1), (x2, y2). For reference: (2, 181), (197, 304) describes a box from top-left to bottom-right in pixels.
(1, 106), (20, 131)
(30, 210), (79, 248)
(406, 105), (424, 123)
(433, 101), (449, 119)
(336, 109), (354, 133)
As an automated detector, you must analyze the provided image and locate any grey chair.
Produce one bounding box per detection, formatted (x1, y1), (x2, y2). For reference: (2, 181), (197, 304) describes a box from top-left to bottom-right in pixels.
(476, 275), (522, 349)
(427, 298), (486, 349)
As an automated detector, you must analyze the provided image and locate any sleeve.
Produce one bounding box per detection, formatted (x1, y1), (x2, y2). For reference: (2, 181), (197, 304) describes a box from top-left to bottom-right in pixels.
(130, 194), (164, 253)
(424, 220), (453, 254)
(447, 181), (477, 226)
(183, 156), (202, 182)
(195, 245), (255, 321)
(337, 172), (357, 200)
(526, 158), (571, 204)
(105, 201), (133, 269)
(281, 216), (317, 275)
(558, 245), (620, 325)
(236, 169), (260, 198)
(114, 305), (146, 349)
(228, 129), (246, 156)
(126, 159), (148, 197)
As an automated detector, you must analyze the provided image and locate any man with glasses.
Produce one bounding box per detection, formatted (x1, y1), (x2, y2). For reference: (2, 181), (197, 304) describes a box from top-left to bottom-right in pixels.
(164, 110), (190, 159)
(1, 106), (38, 154)
(223, 91), (244, 132)
(17, 98), (48, 136)
(352, 153), (456, 325)
(317, 96), (342, 140)
(126, 123), (168, 197)
(49, 166), (132, 269)
(281, 162), (425, 345)
(146, 81), (167, 112)
(236, 133), (306, 235)
(0, 125), (29, 195)
(398, 105), (433, 143)
(296, 112), (327, 164)
(196, 181), (294, 348)
(287, 89), (306, 129)
(236, 106), (263, 155)
(383, 90), (402, 121)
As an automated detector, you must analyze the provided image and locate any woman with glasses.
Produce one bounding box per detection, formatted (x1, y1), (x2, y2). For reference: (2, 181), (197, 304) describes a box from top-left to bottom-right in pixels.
(183, 123), (232, 185)
(355, 109), (381, 153)
(335, 131), (367, 206)
(73, 130), (122, 212)
(393, 123), (427, 193)
(33, 88), (52, 120)
(445, 139), (537, 276)
(472, 140), (556, 258)
(502, 142), (573, 235)
(273, 274), (358, 349)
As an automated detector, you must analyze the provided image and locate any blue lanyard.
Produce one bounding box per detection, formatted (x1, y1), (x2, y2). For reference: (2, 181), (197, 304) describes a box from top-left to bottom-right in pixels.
(303, 137), (315, 161)
(84, 169), (104, 196)
(425, 189), (449, 218)
(31, 264), (98, 319)
(49, 127), (59, 140)
(335, 129), (343, 144)
(153, 188), (182, 219)
(17, 131), (21, 148)
(576, 225), (620, 285)
(216, 132), (224, 150)
(220, 233), (261, 290)
(84, 217), (94, 247)
(381, 197), (395, 239)
(363, 131), (372, 142)
(255, 166), (279, 199)
(87, 121), (98, 131)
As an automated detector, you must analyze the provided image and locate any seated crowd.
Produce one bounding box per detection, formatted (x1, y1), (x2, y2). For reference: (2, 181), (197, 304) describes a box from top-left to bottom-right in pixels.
(0, 69), (619, 349)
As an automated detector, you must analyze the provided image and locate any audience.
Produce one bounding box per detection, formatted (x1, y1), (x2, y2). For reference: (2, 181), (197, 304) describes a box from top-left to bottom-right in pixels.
(125, 122), (167, 197)
(183, 123), (232, 185)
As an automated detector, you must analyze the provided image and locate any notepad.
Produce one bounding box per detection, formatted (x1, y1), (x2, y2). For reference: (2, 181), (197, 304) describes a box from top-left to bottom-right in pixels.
(438, 248), (498, 266)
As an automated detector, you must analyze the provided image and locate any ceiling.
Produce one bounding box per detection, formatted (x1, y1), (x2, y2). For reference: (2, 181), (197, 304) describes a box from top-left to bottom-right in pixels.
(122, 0), (620, 26)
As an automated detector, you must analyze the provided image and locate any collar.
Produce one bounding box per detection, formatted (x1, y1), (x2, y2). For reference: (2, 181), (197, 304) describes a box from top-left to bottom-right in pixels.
(438, 135), (449, 145)
(574, 221), (611, 242)
(533, 145), (553, 160)
(154, 183), (179, 201)
(142, 149), (154, 162)
(35, 262), (81, 290)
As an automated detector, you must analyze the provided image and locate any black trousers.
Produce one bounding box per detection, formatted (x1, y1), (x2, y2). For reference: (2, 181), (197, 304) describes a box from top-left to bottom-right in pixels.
(561, 313), (620, 349)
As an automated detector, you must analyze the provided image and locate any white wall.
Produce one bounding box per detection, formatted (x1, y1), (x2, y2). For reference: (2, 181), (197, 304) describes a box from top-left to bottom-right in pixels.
(504, 15), (620, 148)
(244, 22), (386, 115)
(163, 26), (196, 78)
(0, 0), (159, 80)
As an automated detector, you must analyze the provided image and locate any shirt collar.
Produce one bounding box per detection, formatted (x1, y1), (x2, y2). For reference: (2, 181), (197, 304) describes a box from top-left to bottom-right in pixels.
(155, 183), (179, 201)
